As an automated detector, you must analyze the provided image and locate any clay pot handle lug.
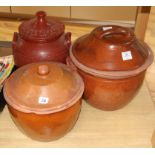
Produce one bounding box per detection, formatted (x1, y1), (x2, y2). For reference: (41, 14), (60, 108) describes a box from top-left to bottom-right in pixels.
(12, 32), (18, 45)
(12, 32), (19, 51)
(66, 57), (77, 72)
(64, 32), (71, 49)
(100, 27), (131, 39)
(93, 25), (135, 43)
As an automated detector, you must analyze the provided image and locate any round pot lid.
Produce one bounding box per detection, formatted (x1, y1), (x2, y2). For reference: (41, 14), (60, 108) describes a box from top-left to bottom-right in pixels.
(18, 11), (64, 42)
(4, 62), (84, 114)
(70, 25), (153, 79)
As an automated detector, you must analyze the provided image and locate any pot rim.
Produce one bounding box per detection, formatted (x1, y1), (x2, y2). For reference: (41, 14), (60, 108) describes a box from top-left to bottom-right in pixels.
(70, 40), (154, 79)
(3, 64), (84, 115)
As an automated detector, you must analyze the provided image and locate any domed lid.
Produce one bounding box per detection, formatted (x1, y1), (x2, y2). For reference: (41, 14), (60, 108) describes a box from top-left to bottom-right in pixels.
(4, 62), (84, 114)
(18, 11), (64, 42)
(70, 25), (153, 79)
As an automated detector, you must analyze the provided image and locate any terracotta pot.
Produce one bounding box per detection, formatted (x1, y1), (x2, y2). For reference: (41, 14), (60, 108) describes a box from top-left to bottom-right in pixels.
(12, 11), (71, 67)
(3, 62), (84, 141)
(68, 25), (153, 111)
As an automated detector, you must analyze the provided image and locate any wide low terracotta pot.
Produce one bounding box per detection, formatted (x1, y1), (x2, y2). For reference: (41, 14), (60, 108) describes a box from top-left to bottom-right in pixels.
(12, 11), (71, 67)
(3, 62), (84, 141)
(68, 25), (153, 111)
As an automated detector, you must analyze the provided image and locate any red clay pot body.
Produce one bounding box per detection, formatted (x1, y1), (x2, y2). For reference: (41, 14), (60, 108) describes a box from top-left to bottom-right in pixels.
(12, 11), (71, 67)
(8, 100), (81, 141)
(78, 69), (145, 110)
(68, 25), (153, 111)
(4, 62), (84, 141)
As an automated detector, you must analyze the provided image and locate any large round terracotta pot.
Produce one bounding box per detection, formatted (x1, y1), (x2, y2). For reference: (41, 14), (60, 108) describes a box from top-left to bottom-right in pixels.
(3, 62), (84, 141)
(12, 11), (71, 67)
(68, 25), (153, 111)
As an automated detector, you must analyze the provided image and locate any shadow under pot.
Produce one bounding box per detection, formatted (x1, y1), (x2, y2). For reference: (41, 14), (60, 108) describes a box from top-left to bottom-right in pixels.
(3, 62), (84, 141)
(68, 25), (154, 111)
(12, 11), (71, 67)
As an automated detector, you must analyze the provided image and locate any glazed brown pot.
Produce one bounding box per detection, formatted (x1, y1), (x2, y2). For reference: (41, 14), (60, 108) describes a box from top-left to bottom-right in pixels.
(3, 62), (84, 141)
(68, 25), (153, 111)
(12, 11), (71, 67)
